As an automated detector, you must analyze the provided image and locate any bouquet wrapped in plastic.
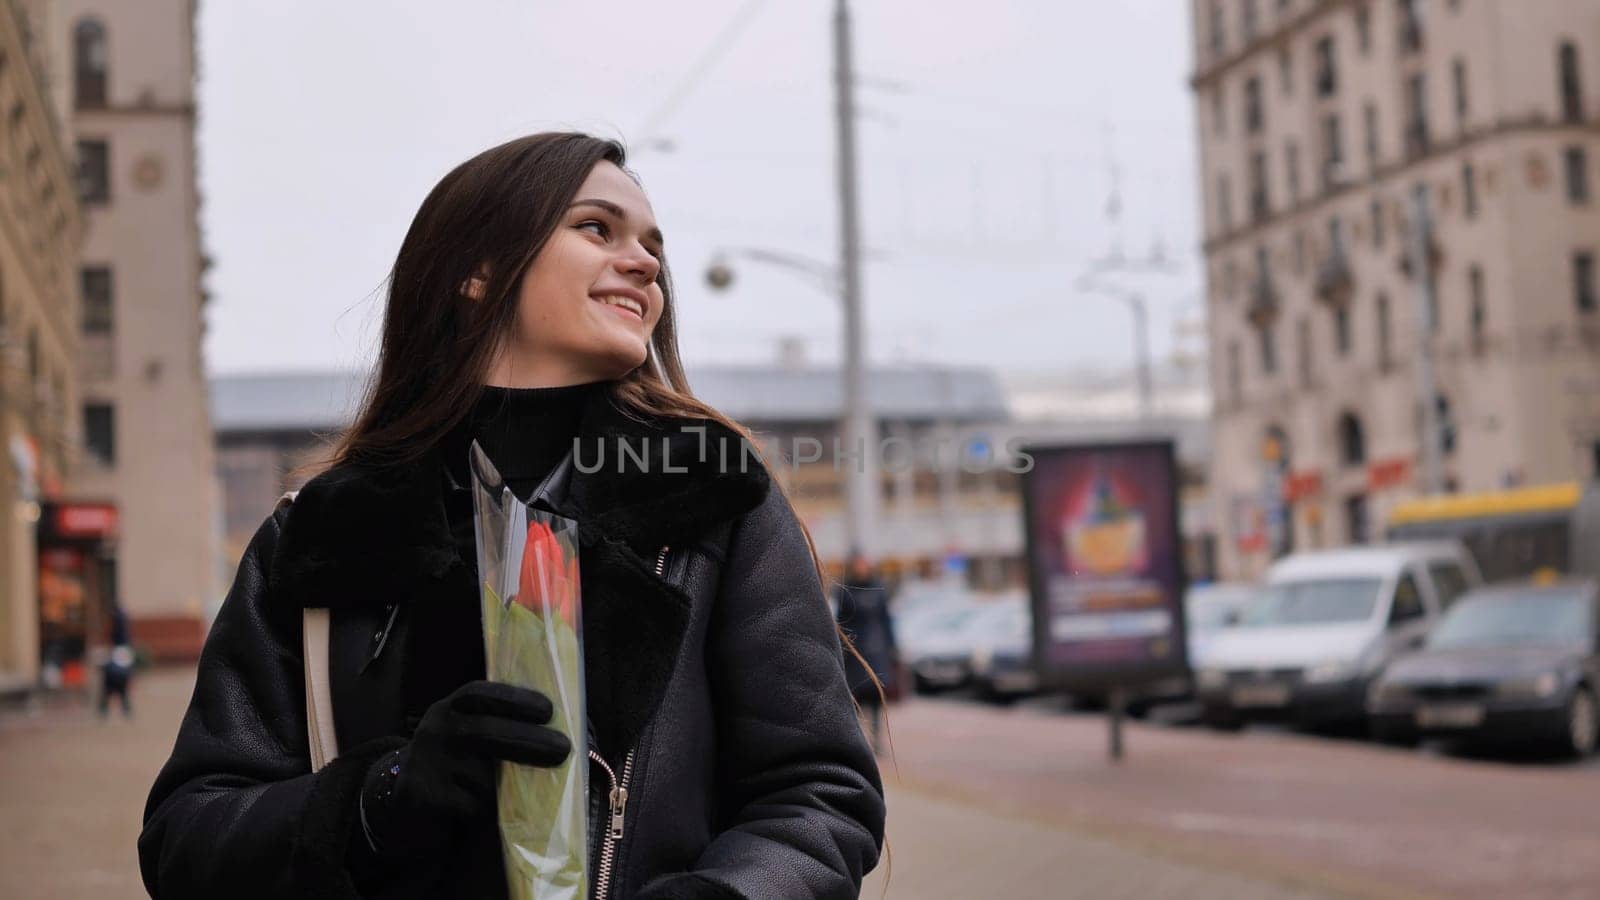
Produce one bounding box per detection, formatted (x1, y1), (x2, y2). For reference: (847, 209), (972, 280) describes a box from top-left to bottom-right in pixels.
(469, 442), (589, 900)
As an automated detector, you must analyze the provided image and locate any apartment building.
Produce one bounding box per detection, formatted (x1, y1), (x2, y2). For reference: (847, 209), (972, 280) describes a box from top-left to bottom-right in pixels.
(1193, 0), (1600, 577)
(0, 0), (85, 693)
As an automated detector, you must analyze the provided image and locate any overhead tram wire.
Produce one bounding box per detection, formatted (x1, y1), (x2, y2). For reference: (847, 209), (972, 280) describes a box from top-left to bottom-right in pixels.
(634, 0), (772, 148)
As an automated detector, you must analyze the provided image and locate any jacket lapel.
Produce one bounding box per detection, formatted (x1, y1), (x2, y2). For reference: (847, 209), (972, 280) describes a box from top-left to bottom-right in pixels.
(275, 386), (771, 757)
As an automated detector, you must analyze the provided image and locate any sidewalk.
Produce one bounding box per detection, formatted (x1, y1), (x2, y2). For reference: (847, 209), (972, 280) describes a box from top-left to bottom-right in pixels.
(1, 668), (1352, 899)
(878, 696), (1600, 900)
(862, 784), (1333, 899)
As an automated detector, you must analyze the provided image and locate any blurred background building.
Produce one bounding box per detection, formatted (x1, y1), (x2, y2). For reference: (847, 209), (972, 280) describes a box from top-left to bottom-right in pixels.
(2, 0), (217, 695)
(211, 354), (1217, 597)
(1193, 0), (1600, 578)
(0, 0), (83, 696)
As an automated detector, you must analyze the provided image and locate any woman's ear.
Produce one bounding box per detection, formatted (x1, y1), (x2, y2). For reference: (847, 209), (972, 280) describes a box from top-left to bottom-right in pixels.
(460, 266), (490, 301)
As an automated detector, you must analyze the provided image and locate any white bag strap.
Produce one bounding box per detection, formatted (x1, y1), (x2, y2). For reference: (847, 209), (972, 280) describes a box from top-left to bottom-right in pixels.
(303, 608), (338, 771)
(278, 490), (340, 771)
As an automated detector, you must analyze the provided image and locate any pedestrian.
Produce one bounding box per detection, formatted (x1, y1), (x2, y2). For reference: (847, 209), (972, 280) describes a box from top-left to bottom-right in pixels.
(138, 133), (884, 899)
(833, 552), (900, 754)
(98, 599), (133, 719)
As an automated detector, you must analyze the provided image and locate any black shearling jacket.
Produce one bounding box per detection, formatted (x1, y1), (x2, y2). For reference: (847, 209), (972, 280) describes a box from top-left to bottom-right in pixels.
(138, 390), (885, 899)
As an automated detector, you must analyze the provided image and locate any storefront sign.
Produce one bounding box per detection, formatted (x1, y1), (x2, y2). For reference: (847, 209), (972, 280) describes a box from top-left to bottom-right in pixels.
(45, 503), (119, 541)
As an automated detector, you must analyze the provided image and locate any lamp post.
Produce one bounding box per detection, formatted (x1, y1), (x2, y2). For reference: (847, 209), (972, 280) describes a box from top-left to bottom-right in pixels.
(702, 0), (877, 562)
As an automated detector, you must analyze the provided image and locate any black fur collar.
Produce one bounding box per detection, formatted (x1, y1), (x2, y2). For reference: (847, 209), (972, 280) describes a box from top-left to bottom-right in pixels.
(275, 386), (769, 612)
(274, 386), (771, 757)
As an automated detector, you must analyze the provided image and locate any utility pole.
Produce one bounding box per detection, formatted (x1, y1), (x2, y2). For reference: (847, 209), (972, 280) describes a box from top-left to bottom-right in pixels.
(1408, 184), (1445, 494)
(834, 0), (877, 559)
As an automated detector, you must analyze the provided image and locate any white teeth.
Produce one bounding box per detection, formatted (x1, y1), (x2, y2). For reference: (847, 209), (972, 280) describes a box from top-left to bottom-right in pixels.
(597, 295), (643, 317)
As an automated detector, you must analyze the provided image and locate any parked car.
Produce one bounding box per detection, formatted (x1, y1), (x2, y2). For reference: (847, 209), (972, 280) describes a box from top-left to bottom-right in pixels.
(901, 603), (985, 694)
(1119, 582), (1261, 716)
(1186, 582), (1259, 663)
(968, 596), (1038, 702)
(1367, 579), (1600, 758)
(1195, 543), (1480, 730)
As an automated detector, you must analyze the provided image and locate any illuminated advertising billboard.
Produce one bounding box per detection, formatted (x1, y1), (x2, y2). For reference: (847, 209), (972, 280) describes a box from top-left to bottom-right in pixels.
(1020, 441), (1189, 688)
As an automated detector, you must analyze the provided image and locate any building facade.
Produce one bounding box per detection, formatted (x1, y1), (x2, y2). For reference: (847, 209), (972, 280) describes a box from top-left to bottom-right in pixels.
(38, 0), (219, 659)
(1193, 0), (1600, 578)
(0, 0), (85, 693)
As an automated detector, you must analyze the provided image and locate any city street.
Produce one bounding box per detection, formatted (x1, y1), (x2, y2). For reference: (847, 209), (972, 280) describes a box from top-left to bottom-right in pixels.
(3, 669), (1596, 899)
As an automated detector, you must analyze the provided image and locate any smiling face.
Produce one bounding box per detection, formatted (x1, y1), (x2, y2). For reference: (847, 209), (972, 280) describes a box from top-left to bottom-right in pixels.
(485, 161), (666, 387)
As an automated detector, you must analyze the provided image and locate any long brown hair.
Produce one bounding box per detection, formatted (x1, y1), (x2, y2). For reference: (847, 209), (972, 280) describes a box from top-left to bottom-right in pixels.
(321, 131), (886, 705)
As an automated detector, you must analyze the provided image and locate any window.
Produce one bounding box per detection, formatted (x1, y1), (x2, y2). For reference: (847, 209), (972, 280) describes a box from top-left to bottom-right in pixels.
(1370, 197), (1385, 248)
(1364, 102), (1379, 169)
(73, 18), (107, 109)
(76, 139), (109, 205)
(84, 403), (115, 465)
(1335, 304), (1353, 355)
(1315, 35), (1337, 97)
(1286, 140), (1302, 202)
(1560, 41), (1583, 123)
(1294, 229), (1307, 275)
(1346, 495), (1370, 545)
(1228, 339), (1243, 405)
(1250, 151), (1270, 221)
(1452, 58), (1469, 126)
(1356, 5), (1372, 55)
(1212, 88), (1225, 135)
(1260, 322), (1278, 373)
(1241, 0), (1259, 41)
(1377, 292), (1394, 370)
(1400, 0), (1425, 52)
(1297, 316), (1313, 386)
(1210, 2), (1226, 58)
(27, 325), (39, 383)
(1462, 162), (1477, 218)
(1245, 75), (1264, 133)
(81, 266), (113, 335)
(1278, 47), (1293, 95)
(1575, 251), (1597, 312)
(1322, 113), (1344, 187)
(1217, 173), (1234, 230)
(1436, 394), (1457, 455)
(1427, 563), (1471, 610)
(1565, 145), (1589, 204)
(1469, 265), (1486, 353)
(1390, 573), (1425, 623)
(1406, 73), (1430, 157)
(1339, 412), (1366, 466)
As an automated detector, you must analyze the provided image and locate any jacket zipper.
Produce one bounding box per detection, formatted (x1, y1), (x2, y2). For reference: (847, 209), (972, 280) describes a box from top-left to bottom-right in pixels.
(589, 545), (667, 899)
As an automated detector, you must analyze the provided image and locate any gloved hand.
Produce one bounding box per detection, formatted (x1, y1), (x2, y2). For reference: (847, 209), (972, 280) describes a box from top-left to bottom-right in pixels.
(358, 680), (572, 859)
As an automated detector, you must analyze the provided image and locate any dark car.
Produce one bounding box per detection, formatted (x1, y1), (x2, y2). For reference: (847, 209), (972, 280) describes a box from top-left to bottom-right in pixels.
(1367, 580), (1600, 758)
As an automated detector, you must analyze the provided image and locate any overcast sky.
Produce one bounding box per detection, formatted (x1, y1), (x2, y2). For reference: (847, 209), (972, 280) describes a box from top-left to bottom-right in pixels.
(197, 0), (1200, 379)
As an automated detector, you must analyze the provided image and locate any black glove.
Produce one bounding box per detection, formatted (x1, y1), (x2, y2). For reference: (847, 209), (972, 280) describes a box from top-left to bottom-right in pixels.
(357, 680), (572, 860)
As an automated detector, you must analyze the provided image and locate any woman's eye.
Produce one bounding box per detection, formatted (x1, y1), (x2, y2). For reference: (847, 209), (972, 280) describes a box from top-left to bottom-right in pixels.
(576, 220), (609, 238)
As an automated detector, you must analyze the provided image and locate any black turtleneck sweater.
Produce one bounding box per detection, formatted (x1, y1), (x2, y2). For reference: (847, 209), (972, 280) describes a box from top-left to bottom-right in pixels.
(402, 381), (604, 731)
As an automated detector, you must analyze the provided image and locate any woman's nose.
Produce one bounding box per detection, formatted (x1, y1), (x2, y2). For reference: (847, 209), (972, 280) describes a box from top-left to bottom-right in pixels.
(616, 246), (660, 283)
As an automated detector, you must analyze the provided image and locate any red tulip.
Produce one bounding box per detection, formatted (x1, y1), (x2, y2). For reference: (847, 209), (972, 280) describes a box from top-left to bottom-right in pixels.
(518, 518), (579, 625)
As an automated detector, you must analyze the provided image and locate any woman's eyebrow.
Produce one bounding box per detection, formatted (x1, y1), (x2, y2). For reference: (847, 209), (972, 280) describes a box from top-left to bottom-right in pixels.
(568, 198), (665, 248)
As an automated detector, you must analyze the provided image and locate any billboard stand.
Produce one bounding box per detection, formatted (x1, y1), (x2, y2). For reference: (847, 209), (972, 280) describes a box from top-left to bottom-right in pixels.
(1020, 439), (1189, 766)
(1107, 687), (1127, 761)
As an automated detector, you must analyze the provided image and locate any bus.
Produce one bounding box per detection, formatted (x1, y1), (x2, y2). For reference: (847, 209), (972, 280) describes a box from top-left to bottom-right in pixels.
(1386, 482), (1600, 582)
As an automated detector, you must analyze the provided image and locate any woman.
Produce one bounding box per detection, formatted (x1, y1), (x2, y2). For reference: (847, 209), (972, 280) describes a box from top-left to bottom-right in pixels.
(139, 133), (884, 899)
(831, 553), (898, 753)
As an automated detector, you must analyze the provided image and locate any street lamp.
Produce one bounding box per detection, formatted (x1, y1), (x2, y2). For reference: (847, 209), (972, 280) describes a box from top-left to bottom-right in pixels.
(705, 243), (878, 559)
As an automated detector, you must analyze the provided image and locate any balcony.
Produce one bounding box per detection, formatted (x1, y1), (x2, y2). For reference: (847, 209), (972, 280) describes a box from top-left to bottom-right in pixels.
(1247, 268), (1281, 328)
(1315, 246), (1355, 308)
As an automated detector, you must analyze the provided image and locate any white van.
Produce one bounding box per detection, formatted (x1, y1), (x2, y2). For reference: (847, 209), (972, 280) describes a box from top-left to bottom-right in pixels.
(1195, 542), (1480, 729)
